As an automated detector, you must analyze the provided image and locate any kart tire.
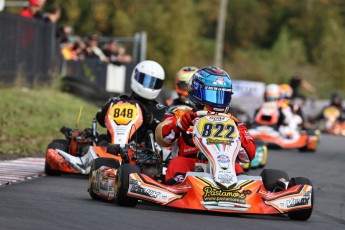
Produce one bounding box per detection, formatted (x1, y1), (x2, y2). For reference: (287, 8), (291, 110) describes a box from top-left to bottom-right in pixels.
(45, 139), (69, 176)
(115, 164), (140, 207)
(287, 177), (313, 221)
(49, 139), (69, 152)
(260, 169), (289, 192)
(93, 157), (120, 170)
(88, 158), (121, 200)
(259, 145), (268, 167)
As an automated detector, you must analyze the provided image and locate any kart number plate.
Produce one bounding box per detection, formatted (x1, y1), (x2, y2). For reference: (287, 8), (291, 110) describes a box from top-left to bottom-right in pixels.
(109, 102), (139, 125)
(195, 116), (238, 144)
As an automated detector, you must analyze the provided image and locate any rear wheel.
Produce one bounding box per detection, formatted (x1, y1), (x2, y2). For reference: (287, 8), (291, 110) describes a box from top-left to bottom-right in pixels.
(115, 164), (140, 207)
(259, 145), (268, 167)
(45, 140), (69, 176)
(260, 169), (289, 192)
(287, 177), (313, 221)
(88, 158), (120, 200)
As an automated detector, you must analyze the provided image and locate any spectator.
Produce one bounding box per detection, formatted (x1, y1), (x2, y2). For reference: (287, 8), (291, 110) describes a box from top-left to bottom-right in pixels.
(43, 6), (61, 23)
(289, 75), (316, 100)
(60, 37), (75, 61)
(57, 25), (73, 44)
(116, 45), (132, 64)
(73, 39), (86, 60)
(85, 34), (109, 63)
(19, 0), (44, 19)
(102, 40), (120, 64)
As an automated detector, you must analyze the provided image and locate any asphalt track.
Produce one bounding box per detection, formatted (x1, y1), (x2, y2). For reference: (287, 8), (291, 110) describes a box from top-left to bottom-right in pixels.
(0, 134), (344, 230)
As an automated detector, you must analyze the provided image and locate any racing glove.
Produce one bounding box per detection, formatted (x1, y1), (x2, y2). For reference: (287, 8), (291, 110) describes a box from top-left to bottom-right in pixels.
(176, 111), (197, 132)
(237, 122), (256, 161)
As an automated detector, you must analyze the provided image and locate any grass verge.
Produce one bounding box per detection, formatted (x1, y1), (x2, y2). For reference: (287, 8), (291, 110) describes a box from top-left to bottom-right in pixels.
(0, 88), (103, 160)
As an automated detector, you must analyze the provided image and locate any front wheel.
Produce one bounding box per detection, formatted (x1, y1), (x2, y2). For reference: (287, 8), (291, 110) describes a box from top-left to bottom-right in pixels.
(88, 158), (120, 200)
(260, 169), (289, 192)
(115, 164), (140, 207)
(287, 177), (313, 221)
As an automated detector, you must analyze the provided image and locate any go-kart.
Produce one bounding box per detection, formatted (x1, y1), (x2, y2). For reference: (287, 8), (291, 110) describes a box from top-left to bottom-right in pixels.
(89, 111), (313, 220)
(318, 106), (345, 136)
(248, 126), (319, 152)
(45, 99), (158, 175)
(250, 101), (319, 152)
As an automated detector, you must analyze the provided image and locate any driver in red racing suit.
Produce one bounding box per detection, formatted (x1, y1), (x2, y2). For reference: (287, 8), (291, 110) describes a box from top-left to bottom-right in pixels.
(155, 66), (256, 185)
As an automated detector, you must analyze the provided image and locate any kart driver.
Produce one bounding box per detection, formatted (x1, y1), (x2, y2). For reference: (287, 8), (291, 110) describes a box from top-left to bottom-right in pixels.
(168, 66), (198, 109)
(253, 83), (282, 127)
(254, 84), (303, 139)
(96, 60), (167, 144)
(317, 91), (345, 121)
(155, 66), (256, 185)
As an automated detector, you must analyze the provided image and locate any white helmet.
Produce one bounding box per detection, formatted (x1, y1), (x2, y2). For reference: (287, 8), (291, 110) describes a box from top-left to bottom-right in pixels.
(264, 84), (280, 102)
(131, 60), (165, 100)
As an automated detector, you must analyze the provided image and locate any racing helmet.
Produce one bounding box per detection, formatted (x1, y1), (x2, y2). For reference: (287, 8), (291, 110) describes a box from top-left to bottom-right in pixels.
(131, 60), (165, 100)
(188, 66), (233, 113)
(279, 84), (293, 99)
(330, 91), (343, 107)
(264, 84), (280, 102)
(175, 66), (198, 102)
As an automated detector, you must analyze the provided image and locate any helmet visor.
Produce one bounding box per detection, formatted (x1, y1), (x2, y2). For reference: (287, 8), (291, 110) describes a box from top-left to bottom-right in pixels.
(134, 70), (163, 90)
(177, 81), (188, 91)
(195, 86), (232, 106)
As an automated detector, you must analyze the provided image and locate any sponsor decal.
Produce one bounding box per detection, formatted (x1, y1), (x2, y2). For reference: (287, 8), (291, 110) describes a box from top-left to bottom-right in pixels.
(208, 116), (227, 121)
(203, 186), (246, 204)
(286, 197), (310, 208)
(218, 174), (234, 184)
(212, 77), (226, 85)
(100, 180), (108, 191)
(205, 86), (232, 91)
(217, 154), (230, 163)
(193, 81), (200, 90)
(206, 138), (234, 145)
(130, 185), (161, 198)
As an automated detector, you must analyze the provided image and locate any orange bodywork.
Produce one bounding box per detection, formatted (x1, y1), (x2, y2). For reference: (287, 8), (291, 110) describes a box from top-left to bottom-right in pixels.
(46, 148), (80, 174)
(250, 132), (309, 149)
(46, 146), (122, 174)
(126, 173), (312, 214)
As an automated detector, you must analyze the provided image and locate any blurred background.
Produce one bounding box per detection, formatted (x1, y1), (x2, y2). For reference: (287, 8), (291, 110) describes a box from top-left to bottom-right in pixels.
(1, 0), (345, 99)
(1, 0), (345, 156)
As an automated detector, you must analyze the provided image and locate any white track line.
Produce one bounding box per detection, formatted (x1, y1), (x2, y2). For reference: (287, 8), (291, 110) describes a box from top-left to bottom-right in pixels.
(0, 157), (45, 186)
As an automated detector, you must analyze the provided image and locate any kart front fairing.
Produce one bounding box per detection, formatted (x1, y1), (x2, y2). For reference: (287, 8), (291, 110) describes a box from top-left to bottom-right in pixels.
(248, 126), (311, 149)
(125, 113), (312, 214)
(46, 146), (121, 174)
(126, 171), (312, 214)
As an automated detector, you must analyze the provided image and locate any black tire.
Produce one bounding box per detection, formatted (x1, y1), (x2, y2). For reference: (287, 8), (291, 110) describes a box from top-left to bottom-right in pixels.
(287, 177), (313, 221)
(49, 139), (69, 152)
(45, 139), (69, 176)
(115, 164), (140, 207)
(88, 158), (120, 200)
(93, 157), (120, 170)
(260, 169), (289, 192)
